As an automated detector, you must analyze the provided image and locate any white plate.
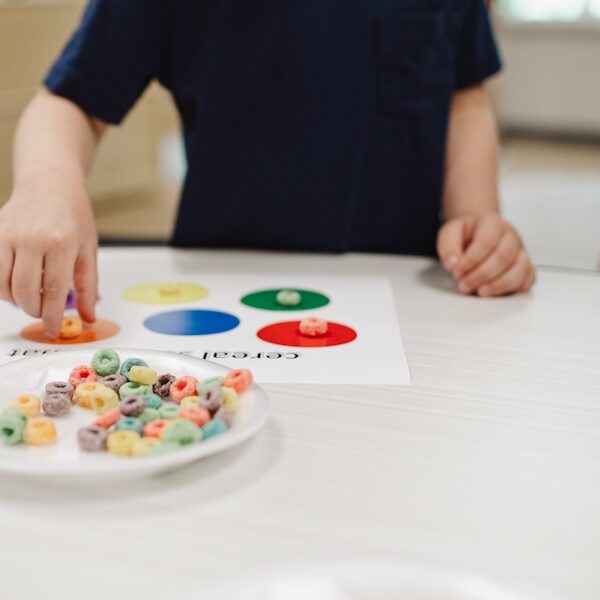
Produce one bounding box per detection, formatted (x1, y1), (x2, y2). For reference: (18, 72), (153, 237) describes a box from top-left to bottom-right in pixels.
(0, 348), (269, 480)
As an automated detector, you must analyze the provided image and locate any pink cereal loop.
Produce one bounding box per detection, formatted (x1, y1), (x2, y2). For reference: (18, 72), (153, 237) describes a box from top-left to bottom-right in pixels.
(224, 369), (253, 394)
(169, 376), (199, 404)
(299, 317), (328, 337)
(69, 365), (97, 388)
(93, 408), (121, 429)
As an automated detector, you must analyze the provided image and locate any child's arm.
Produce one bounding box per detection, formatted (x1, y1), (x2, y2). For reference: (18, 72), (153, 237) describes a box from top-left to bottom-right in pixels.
(0, 88), (106, 338)
(437, 84), (536, 297)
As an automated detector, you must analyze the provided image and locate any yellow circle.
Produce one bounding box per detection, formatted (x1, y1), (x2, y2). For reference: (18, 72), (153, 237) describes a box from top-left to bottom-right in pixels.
(121, 282), (209, 305)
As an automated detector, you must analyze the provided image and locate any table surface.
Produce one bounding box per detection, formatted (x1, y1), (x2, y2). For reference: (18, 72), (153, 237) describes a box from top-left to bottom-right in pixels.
(1, 249), (599, 600)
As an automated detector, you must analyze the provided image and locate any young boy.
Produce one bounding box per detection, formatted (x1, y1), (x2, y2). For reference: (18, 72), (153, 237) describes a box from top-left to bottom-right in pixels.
(0, 0), (535, 339)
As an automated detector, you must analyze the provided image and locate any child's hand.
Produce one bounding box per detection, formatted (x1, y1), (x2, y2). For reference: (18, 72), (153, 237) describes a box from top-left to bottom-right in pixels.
(0, 187), (98, 338)
(437, 214), (535, 297)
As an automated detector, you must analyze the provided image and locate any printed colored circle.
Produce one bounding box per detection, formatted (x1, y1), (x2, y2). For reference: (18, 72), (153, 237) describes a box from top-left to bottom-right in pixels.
(257, 320), (357, 348)
(20, 319), (120, 345)
(241, 289), (330, 311)
(122, 282), (209, 305)
(144, 310), (240, 336)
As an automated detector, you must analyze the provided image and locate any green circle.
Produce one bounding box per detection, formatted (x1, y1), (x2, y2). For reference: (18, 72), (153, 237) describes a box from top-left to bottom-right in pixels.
(241, 289), (330, 311)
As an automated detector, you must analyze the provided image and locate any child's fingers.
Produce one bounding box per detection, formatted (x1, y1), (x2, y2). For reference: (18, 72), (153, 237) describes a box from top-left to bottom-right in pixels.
(436, 219), (469, 271)
(41, 249), (76, 339)
(453, 215), (505, 279)
(0, 245), (14, 302)
(477, 251), (532, 297)
(457, 230), (521, 294)
(11, 249), (43, 317)
(73, 244), (97, 324)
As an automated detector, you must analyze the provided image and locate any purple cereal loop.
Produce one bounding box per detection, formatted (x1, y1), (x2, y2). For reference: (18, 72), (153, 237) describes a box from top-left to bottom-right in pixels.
(119, 396), (147, 417)
(154, 374), (176, 400)
(198, 385), (224, 414)
(78, 426), (108, 451)
(42, 392), (71, 417)
(213, 407), (233, 428)
(99, 374), (127, 393)
(45, 381), (74, 403)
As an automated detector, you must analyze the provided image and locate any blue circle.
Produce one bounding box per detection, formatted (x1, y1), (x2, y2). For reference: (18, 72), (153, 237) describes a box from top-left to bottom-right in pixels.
(144, 310), (240, 336)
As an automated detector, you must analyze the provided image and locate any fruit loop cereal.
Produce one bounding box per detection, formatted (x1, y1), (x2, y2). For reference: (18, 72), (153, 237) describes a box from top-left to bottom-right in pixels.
(299, 317), (328, 337)
(0, 349), (254, 458)
(60, 316), (83, 339)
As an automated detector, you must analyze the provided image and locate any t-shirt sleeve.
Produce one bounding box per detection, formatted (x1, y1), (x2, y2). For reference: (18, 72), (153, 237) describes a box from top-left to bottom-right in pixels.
(44, 0), (165, 124)
(454, 0), (502, 90)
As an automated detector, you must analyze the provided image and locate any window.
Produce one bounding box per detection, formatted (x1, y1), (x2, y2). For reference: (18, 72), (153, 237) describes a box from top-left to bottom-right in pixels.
(497, 0), (600, 21)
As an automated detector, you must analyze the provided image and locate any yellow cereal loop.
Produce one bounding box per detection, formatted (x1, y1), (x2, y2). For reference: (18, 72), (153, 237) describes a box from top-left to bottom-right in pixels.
(132, 437), (162, 457)
(158, 282), (181, 296)
(11, 394), (41, 418)
(75, 382), (99, 409)
(180, 396), (200, 409)
(221, 386), (240, 416)
(24, 418), (57, 445)
(60, 316), (83, 339)
(90, 384), (120, 415)
(107, 430), (140, 457)
(128, 366), (158, 386)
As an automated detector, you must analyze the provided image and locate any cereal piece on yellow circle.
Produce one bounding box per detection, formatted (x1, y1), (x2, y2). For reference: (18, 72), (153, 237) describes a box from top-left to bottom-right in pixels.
(75, 382), (100, 409)
(11, 394), (41, 418)
(60, 316), (83, 339)
(128, 366), (158, 386)
(158, 281), (181, 296)
(90, 384), (120, 415)
(221, 386), (240, 416)
(24, 418), (57, 445)
(107, 430), (140, 457)
(180, 396), (200, 409)
(132, 437), (162, 457)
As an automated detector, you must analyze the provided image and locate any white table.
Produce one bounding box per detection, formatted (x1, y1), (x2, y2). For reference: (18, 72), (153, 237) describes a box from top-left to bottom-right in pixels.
(1, 250), (599, 599)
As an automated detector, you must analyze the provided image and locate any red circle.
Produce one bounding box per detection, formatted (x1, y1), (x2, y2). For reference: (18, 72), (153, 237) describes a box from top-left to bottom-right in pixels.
(257, 320), (357, 348)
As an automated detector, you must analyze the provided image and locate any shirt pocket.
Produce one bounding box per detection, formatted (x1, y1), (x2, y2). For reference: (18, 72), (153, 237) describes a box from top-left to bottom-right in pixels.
(377, 11), (454, 116)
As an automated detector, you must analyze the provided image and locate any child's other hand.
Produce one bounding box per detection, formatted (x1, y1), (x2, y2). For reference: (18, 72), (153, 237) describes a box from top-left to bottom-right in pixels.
(437, 214), (535, 297)
(0, 187), (98, 338)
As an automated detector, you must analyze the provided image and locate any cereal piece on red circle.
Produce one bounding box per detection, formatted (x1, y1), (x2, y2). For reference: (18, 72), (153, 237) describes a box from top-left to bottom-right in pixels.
(60, 316), (83, 339)
(24, 417), (57, 446)
(93, 407), (121, 429)
(11, 394), (41, 418)
(143, 419), (170, 439)
(69, 365), (97, 389)
(154, 373), (176, 400)
(224, 369), (253, 395)
(179, 406), (211, 428)
(299, 317), (328, 337)
(78, 426), (108, 452)
(169, 376), (199, 404)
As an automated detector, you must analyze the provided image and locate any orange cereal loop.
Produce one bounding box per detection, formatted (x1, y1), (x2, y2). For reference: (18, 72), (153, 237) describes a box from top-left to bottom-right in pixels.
(224, 369), (253, 394)
(11, 394), (41, 418)
(24, 418), (57, 445)
(143, 419), (170, 439)
(60, 316), (83, 339)
(94, 408), (122, 429)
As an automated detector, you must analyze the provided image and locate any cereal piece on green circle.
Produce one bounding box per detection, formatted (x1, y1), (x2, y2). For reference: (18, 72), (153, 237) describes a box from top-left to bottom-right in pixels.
(158, 281), (181, 296)
(114, 417), (144, 435)
(153, 373), (176, 400)
(143, 419), (170, 439)
(132, 437), (162, 457)
(60, 316), (83, 339)
(119, 357), (148, 379)
(222, 386), (240, 416)
(89, 384), (119, 415)
(162, 419), (202, 446)
(141, 393), (162, 410)
(158, 403), (180, 420)
(91, 348), (121, 377)
(119, 382), (152, 401)
(299, 317), (328, 337)
(99, 374), (127, 393)
(11, 394), (41, 418)
(224, 368), (253, 394)
(46, 381), (74, 403)
(78, 426), (108, 452)
(169, 376), (199, 404)
(276, 289), (301, 307)
(107, 430), (140, 457)
(180, 396), (199, 409)
(179, 406), (211, 428)
(69, 365), (97, 389)
(42, 392), (71, 417)
(119, 396), (146, 417)
(201, 418), (228, 440)
(197, 376), (225, 395)
(139, 408), (160, 425)
(198, 385), (223, 414)
(0, 410), (27, 445)
(128, 366), (158, 386)
(24, 418), (57, 445)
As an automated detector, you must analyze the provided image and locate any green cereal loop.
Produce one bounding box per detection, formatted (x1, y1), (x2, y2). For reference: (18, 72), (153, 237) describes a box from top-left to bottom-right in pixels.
(91, 348), (121, 377)
(1, 408), (27, 425)
(139, 408), (160, 425)
(141, 393), (162, 409)
(201, 418), (228, 440)
(119, 382), (152, 401)
(158, 404), (180, 420)
(0, 412), (26, 445)
(162, 420), (202, 446)
(197, 376), (225, 395)
(148, 442), (179, 456)
(119, 358), (148, 379)
(276, 289), (302, 307)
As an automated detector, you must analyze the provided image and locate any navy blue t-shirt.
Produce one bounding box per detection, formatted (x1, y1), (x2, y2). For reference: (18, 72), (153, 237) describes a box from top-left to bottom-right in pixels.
(45, 0), (501, 256)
